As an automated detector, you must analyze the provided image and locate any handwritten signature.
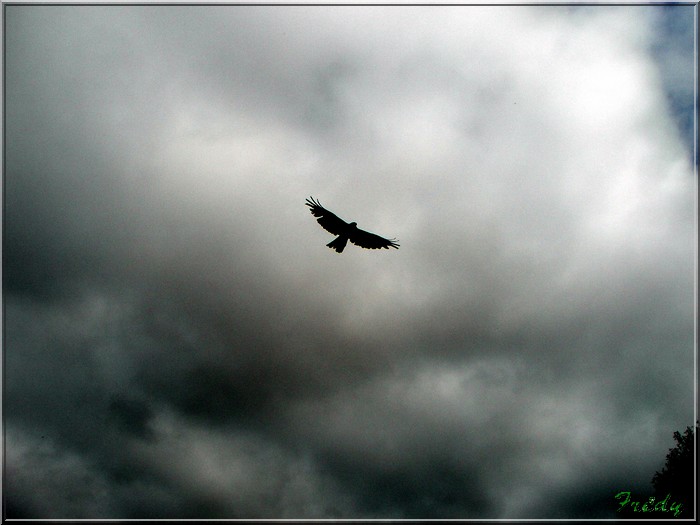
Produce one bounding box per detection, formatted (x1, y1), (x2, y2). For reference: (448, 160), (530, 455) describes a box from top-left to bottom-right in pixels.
(615, 491), (683, 517)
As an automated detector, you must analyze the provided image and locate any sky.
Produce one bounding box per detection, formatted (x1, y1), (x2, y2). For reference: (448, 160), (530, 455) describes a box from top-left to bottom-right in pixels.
(2, 3), (697, 520)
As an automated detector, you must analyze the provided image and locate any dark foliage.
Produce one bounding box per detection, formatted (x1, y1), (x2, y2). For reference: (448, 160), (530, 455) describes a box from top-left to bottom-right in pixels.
(616, 423), (696, 519)
(652, 423), (697, 512)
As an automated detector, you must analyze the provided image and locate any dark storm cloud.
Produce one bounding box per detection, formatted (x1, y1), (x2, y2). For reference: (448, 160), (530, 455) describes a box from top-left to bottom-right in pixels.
(4, 4), (695, 520)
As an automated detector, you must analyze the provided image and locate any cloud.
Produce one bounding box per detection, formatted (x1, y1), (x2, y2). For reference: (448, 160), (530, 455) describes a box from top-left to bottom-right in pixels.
(3, 4), (695, 519)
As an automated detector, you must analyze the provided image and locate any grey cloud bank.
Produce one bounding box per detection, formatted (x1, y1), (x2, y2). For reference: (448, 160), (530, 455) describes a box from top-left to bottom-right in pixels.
(3, 4), (696, 519)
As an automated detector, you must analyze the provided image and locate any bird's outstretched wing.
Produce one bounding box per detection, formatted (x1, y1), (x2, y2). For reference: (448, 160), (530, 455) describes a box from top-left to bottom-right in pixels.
(349, 228), (400, 250)
(305, 197), (350, 236)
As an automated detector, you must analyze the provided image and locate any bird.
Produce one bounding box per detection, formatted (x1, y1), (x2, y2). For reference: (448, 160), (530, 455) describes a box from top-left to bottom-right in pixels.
(305, 196), (400, 253)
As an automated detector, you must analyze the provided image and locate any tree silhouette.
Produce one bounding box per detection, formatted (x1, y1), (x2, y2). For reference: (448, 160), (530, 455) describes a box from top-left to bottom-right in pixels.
(651, 423), (697, 516)
(615, 423), (696, 519)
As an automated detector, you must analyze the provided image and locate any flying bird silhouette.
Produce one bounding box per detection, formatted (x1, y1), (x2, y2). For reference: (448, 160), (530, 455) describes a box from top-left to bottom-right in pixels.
(305, 196), (400, 253)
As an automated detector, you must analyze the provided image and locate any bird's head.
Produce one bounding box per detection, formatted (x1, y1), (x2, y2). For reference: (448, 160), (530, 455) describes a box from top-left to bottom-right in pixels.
(349, 222), (358, 228)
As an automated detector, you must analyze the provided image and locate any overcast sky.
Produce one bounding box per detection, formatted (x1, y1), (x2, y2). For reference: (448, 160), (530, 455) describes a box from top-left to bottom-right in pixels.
(3, 3), (696, 520)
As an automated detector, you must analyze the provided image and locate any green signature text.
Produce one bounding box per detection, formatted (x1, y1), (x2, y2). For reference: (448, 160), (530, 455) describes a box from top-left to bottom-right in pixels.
(615, 491), (683, 517)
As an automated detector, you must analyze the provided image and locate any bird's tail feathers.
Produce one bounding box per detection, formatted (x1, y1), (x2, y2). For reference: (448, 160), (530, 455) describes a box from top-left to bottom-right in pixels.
(327, 236), (348, 253)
